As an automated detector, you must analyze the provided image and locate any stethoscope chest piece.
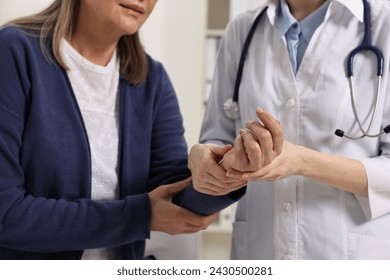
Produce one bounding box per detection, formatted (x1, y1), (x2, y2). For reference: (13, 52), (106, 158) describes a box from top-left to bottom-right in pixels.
(223, 98), (240, 119)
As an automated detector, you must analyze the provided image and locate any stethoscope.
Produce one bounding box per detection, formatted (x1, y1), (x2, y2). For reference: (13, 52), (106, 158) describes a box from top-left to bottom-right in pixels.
(223, 0), (390, 140)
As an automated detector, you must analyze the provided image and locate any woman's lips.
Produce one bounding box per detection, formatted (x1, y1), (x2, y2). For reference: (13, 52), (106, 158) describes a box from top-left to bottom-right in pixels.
(119, 3), (145, 15)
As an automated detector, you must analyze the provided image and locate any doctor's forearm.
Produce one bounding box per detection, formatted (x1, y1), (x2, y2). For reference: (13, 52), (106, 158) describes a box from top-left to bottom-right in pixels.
(298, 146), (368, 197)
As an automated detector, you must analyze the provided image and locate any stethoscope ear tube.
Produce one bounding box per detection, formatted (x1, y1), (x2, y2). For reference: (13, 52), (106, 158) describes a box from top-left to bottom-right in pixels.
(347, 46), (384, 77)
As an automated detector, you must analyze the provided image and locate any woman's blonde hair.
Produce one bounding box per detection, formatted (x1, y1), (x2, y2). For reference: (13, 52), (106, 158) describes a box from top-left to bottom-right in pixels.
(7, 0), (148, 85)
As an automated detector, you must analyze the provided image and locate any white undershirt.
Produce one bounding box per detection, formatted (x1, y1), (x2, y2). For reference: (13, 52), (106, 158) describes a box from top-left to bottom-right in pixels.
(61, 40), (121, 259)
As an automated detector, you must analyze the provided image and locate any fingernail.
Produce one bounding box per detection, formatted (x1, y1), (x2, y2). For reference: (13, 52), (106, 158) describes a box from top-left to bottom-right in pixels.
(256, 108), (264, 114)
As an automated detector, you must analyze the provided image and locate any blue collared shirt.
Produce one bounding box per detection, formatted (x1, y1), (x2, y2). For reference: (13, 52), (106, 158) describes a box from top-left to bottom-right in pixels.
(277, 0), (330, 74)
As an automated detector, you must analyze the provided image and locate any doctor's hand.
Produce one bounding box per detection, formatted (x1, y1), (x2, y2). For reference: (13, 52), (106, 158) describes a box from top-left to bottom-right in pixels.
(149, 178), (219, 235)
(221, 108), (284, 173)
(188, 144), (247, 196)
(226, 141), (300, 181)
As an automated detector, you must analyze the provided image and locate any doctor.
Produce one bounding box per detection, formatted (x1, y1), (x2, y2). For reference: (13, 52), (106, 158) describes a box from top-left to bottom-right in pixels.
(189, 0), (390, 259)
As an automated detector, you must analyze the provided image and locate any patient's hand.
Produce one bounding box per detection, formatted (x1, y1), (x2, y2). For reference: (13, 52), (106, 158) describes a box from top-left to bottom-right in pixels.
(188, 144), (247, 196)
(221, 108), (284, 174)
(189, 109), (283, 196)
(149, 178), (219, 234)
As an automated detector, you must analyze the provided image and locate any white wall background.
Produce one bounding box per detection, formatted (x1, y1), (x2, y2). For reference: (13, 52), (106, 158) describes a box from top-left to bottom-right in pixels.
(141, 0), (207, 148)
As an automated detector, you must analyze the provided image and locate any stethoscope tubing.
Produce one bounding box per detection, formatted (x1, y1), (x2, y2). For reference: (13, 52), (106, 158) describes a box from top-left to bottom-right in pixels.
(343, 76), (383, 139)
(340, 0), (387, 139)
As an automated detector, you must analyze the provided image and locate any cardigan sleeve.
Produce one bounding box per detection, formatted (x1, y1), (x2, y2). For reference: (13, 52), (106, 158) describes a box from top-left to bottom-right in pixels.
(173, 186), (245, 216)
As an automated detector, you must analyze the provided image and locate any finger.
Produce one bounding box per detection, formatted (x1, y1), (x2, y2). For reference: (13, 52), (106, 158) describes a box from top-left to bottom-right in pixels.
(245, 122), (273, 165)
(226, 168), (245, 179)
(234, 133), (245, 152)
(185, 213), (220, 230)
(193, 182), (229, 195)
(205, 164), (242, 184)
(233, 133), (249, 166)
(256, 108), (284, 155)
(241, 164), (273, 180)
(178, 208), (208, 227)
(168, 223), (204, 235)
(192, 161), (243, 191)
(193, 180), (245, 196)
(241, 130), (263, 169)
(163, 177), (192, 196)
(209, 144), (233, 161)
(207, 212), (220, 224)
(179, 208), (219, 228)
(195, 173), (247, 193)
(197, 213), (220, 230)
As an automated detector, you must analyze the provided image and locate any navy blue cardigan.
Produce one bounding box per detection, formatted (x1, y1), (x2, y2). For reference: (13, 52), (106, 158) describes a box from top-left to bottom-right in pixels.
(0, 27), (243, 259)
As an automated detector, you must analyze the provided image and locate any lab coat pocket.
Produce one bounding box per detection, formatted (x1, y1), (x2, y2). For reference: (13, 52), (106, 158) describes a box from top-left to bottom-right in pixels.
(231, 221), (248, 260)
(348, 232), (390, 260)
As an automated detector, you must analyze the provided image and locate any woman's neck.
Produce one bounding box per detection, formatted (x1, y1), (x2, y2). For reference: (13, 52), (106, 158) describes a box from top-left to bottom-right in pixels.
(286, 0), (327, 21)
(68, 4), (119, 66)
(68, 31), (118, 67)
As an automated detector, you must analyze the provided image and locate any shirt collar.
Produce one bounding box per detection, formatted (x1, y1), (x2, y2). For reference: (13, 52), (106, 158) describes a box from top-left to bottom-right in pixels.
(277, 0), (330, 42)
(300, 1), (331, 42)
(248, 0), (278, 28)
(331, 0), (364, 23)
(250, 0), (365, 28)
(278, 0), (296, 37)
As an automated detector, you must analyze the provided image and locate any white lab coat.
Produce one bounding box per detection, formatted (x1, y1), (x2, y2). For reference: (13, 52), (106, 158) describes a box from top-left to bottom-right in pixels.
(200, 0), (390, 259)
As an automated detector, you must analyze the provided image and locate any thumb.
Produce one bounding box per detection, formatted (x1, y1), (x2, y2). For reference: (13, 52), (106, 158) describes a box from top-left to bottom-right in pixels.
(164, 177), (192, 197)
(210, 144), (233, 157)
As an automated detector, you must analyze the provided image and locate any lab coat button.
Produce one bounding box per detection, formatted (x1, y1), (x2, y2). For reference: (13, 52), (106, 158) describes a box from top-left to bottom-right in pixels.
(286, 98), (295, 107)
(283, 202), (292, 212)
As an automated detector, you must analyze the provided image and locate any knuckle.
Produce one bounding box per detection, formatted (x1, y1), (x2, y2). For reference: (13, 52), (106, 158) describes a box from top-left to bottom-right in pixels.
(247, 140), (260, 151)
(246, 121), (260, 131)
(258, 129), (272, 139)
(219, 178), (230, 185)
(247, 121), (260, 132)
(275, 126), (284, 137)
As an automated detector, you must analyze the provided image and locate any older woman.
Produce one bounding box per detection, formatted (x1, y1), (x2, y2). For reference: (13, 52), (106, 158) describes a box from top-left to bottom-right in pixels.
(0, 0), (242, 260)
